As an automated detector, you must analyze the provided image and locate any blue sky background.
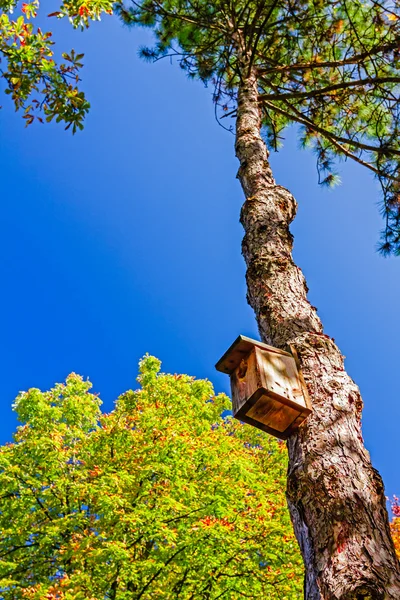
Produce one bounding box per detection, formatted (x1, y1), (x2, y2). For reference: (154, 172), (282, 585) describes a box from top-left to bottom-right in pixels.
(1, 12), (399, 498)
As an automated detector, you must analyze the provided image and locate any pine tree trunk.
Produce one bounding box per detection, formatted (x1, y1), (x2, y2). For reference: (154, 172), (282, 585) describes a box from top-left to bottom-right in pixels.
(235, 69), (400, 599)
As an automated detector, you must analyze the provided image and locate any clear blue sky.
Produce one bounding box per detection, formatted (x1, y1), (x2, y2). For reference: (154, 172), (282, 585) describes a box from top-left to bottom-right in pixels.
(1, 13), (399, 498)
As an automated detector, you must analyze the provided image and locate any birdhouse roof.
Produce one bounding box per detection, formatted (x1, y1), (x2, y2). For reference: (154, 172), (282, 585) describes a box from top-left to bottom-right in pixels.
(215, 335), (291, 375)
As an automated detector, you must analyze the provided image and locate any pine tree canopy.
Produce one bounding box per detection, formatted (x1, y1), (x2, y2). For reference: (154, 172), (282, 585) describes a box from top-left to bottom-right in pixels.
(113, 0), (400, 254)
(0, 356), (303, 599)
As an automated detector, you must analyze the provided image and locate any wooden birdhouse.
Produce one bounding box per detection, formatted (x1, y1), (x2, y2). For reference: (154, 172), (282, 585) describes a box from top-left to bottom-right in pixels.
(215, 335), (312, 440)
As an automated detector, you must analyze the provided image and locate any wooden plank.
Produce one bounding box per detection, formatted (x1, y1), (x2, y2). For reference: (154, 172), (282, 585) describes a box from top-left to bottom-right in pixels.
(230, 349), (260, 414)
(233, 386), (311, 439)
(246, 393), (301, 433)
(215, 334), (291, 375)
(233, 405), (308, 440)
(256, 347), (306, 407)
(234, 408), (310, 440)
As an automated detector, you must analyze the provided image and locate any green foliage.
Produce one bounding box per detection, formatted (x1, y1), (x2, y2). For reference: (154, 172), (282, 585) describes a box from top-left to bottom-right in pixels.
(0, 356), (303, 599)
(0, 1), (90, 132)
(51, 0), (114, 30)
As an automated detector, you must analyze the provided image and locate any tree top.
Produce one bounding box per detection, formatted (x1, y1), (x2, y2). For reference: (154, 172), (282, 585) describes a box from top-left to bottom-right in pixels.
(115, 0), (400, 253)
(1, 0), (400, 251)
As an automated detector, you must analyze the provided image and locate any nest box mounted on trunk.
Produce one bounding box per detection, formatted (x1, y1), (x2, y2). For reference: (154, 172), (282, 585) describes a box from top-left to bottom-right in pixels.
(216, 335), (312, 440)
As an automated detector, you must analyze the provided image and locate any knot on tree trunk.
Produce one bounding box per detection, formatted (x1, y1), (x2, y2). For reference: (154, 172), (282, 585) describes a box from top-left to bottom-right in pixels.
(240, 183), (297, 227)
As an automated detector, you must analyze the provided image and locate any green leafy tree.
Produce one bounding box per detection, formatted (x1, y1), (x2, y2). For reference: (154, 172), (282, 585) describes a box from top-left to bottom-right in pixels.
(0, 0), (90, 132)
(0, 356), (303, 599)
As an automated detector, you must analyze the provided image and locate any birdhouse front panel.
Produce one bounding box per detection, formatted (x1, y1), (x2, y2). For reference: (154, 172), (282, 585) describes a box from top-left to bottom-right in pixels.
(216, 336), (312, 440)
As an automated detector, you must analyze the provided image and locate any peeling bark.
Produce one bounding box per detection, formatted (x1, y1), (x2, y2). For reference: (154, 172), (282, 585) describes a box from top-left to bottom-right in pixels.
(235, 68), (400, 599)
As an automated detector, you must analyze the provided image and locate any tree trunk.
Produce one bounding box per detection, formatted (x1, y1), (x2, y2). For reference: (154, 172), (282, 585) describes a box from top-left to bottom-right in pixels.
(235, 68), (400, 600)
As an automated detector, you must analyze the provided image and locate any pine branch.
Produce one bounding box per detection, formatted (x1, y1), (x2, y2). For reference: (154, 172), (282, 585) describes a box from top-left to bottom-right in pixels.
(258, 83), (400, 157)
(247, 0), (281, 74)
(259, 76), (400, 101)
(261, 97), (400, 180)
(256, 40), (400, 74)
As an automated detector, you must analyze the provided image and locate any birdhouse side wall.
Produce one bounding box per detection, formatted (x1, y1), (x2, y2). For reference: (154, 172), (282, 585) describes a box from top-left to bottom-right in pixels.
(230, 348), (261, 415)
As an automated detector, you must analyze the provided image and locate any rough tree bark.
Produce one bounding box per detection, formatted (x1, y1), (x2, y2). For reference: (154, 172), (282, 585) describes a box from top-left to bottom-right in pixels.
(235, 68), (400, 599)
